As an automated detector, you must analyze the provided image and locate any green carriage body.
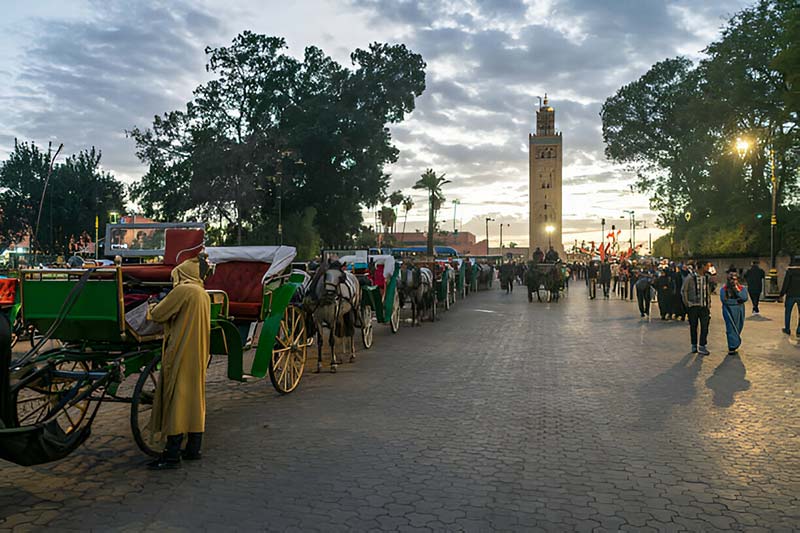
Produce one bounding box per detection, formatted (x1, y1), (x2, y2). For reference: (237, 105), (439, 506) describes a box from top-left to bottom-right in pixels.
(336, 252), (400, 332)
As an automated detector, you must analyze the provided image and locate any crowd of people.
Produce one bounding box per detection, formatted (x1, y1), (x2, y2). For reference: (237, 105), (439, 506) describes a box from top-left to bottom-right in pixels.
(578, 255), (800, 357)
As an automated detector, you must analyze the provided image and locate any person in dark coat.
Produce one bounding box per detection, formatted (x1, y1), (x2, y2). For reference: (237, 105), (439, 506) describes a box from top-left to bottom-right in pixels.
(544, 246), (559, 263)
(671, 264), (687, 320)
(635, 269), (655, 318)
(532, 247), (544, 263)
(743, 260), (765, 315)
(655, 269), (674, 320)
(599, 259), (612, 299)
(587, 260), (599, 300)
(780, 256), (800, 337)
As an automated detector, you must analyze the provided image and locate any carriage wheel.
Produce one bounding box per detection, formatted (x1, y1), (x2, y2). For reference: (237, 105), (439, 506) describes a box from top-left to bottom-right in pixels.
(10, 314), (22, 348)
(361, 305), (374, 349)
(444, 289), (451, 311)
(131, 354), (162, 458)
(14, 359), (92, 434)
(430, 295), (437, 322)
(269, 306), (308, 395)
(547, 288), (553, 303)
(390, 292), (400, 334)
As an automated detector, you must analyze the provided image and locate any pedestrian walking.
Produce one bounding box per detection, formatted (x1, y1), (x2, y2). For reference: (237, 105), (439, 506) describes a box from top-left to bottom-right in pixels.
(635, 269), (654, 318)
(743, 260), (765, 315)
(599, 259), (612, 299)
(720, 270), (748, 355)
(655, 268), (674, 320)
(672, 263), (688, 320)
(146, 255), (213, 470)
(780, 256), (800, 337)
(587, 260), (598, 300)
(682, 260), (713, 355)
(618, 261), (629, 299)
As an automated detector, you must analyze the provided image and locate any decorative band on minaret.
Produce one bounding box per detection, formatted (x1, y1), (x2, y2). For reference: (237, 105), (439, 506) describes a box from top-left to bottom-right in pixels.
(529, 93), (563, 258)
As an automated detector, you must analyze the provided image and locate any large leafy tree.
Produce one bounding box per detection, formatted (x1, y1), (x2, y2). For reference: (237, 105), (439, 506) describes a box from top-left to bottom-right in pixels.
(129, 32), (426, 246)
(0, 140), (125, 253)
(413, 169), (450, 255)
(602, 0), (799, 256)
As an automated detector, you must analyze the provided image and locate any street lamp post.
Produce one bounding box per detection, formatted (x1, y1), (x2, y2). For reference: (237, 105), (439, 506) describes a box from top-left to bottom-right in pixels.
(485, 217), (494, 255)
(623, 210), (635, 254)
(452, 199), (460, 233)
(545, 225), (555, 248)
(499, 223), (509, 255)
(601, 218), (606, 248)
(736, 135), (780, 296)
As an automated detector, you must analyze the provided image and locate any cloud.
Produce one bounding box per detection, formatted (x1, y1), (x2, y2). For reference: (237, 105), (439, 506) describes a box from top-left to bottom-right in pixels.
(0, 0), (223, 180)
(0, 0), (751, 245)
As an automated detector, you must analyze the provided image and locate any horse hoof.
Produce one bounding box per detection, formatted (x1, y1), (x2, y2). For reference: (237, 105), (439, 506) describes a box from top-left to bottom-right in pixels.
(349, 356), (355, 363)
(330, 366), (337, 374)
(314, 365), (322, 374)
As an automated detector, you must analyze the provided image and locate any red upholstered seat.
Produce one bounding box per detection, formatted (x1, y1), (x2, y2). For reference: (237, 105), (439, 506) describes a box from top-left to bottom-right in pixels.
(205, 261), (269, 321)
(164, 228), (204, 265)
(121, 264), (174, 282)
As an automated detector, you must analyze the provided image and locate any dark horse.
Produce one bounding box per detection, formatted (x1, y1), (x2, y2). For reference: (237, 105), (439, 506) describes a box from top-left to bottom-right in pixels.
(398, 263), (435, 326)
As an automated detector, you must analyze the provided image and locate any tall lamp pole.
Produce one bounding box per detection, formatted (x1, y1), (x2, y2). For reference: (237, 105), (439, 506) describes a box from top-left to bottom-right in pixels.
(452, 199), (460, 232)
(623, 210), (635, 255)
(545, 225), (555, 248)
(601, 217), (606, 248)
(485, 217), (494, 255)
(736, 135), (780, 296)
(499, 223), (509, 255)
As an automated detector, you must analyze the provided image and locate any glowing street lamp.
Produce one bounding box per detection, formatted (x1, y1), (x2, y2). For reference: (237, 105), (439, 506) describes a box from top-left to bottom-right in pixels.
(735, 137), (751, 158)
(545, 224), (555, 248)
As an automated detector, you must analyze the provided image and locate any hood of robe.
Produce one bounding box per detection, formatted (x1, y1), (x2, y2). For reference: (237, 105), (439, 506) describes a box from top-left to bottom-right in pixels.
(171, 256), (213, 287)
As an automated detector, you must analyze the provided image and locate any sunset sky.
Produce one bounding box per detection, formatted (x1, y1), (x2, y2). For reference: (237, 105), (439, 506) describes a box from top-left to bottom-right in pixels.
(0, 0), (751, 248)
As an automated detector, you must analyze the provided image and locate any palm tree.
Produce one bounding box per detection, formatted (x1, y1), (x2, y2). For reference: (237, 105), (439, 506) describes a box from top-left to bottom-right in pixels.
(400, 195), (414, 241)
(387, 190), (404, 234)
(413, 168), (450, 255)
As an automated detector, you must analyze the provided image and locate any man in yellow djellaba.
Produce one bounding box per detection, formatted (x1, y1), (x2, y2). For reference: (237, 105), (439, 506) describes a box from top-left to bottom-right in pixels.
(146, 254), (212, 470)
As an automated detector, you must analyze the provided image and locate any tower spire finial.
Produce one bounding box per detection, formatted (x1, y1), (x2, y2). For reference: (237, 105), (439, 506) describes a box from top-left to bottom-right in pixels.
(543, 92), (548, 106)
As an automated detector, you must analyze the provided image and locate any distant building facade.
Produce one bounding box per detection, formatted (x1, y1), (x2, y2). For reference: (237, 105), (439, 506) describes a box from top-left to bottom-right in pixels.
(529, 94), (563, 258)
(388, 231), (478, 255)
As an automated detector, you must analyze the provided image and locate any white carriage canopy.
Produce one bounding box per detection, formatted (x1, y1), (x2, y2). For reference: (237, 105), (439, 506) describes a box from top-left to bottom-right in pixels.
(205, 245), (297, 281)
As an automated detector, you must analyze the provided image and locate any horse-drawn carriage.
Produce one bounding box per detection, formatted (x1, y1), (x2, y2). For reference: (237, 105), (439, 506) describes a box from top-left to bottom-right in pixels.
(338, 252), (402, 338)
(526, 262), (565, 303)
(468, 259), (495, 292)
(0, 228), (309, 466)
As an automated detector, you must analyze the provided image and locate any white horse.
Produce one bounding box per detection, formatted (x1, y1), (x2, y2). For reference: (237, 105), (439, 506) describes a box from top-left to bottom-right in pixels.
(398, 264), (434, 326)
(308, 264), (361, 373)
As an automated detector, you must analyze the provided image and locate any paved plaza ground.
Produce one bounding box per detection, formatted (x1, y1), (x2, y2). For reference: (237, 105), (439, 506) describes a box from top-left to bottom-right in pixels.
(1, 281), (799, 532)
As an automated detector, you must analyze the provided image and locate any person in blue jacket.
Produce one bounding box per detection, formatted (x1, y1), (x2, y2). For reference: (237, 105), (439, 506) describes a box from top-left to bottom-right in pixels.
(720, 270), (749, 356)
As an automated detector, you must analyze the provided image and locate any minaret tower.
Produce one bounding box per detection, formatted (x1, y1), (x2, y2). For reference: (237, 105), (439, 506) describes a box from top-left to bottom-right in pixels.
(528, 94), (563, 257)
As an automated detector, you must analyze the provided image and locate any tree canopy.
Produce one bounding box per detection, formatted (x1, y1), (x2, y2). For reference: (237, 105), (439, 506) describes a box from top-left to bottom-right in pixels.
(601, 0), (799, 256)
(0, 140), (125, 254)
(129, 32), (426, 247)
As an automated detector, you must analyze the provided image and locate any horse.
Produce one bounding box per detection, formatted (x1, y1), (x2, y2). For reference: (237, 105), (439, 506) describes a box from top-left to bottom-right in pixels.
(306, 262), (361, 373)
(398, 263), (434, 326)
(476, 264), (493, 290)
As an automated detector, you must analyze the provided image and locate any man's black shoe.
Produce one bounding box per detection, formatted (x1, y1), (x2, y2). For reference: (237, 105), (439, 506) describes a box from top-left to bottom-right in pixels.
(182, 450), (202, 461)
(782, 328), (791, 335)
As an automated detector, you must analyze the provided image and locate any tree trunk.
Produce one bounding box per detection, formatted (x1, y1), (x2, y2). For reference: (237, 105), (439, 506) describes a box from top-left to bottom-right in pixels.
(402, 212), (408, 242)
(426, 191), (434, 256)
